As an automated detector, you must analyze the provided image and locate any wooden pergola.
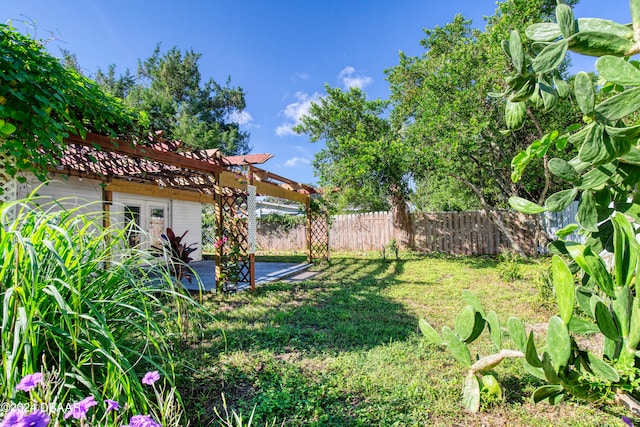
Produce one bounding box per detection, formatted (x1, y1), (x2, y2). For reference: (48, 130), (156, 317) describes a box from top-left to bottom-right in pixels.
(16, 131), (329, 291)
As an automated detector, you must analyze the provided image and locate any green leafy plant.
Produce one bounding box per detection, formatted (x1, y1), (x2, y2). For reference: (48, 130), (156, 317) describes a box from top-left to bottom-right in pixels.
(257, 213), (305, 233)
(535, 261), (555, 307)
(420, 0), (640, 416)
(382, 238), (400, 261)
(496, 250), (524, 281)
(0, 24), (144, 185)
(156, 227), (198, 280)
(2, 369), (183, 426)
(0, 191), (204, 417)
(419, 291), (526, 412)
(215, 394), (284, 427)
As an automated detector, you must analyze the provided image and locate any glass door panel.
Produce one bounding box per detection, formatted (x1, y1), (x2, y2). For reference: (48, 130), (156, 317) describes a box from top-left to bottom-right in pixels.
(148, 206), (166, 249)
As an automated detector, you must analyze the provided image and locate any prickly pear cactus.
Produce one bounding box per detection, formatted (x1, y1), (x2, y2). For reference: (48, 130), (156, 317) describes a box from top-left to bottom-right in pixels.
(504, 0), (640, 415)
(421, 0), (640, 416)
(419, 291), (526, 412)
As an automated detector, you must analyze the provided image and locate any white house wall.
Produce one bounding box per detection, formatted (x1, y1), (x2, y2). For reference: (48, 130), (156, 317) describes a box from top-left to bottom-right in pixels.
(17, 175), (103, 216)
(111, 192), (202, 262)
(171, 200), (202, 261)
(17, 174), (202, 262)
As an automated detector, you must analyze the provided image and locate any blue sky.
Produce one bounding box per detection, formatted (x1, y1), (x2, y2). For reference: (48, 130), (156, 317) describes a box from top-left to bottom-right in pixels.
(3, 0), (631, 185)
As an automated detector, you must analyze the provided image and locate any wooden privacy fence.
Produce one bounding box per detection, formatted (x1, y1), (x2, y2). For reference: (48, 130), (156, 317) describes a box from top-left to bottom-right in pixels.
(412, 210), (535, 255)
(257, 210), (539, 256)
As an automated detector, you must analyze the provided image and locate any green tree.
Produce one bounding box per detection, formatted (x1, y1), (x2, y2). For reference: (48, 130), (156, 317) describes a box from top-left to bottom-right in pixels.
(386, 0), (580, 256)
(294, 86), (417, 246)
(95, 64), (136, 100)
(413, 173), (480, 212)
(103, 46), (250, 155)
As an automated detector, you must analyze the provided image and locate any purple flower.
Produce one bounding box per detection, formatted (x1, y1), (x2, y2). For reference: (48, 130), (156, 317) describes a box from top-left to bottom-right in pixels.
(0, 409), (49, 427)
(622, 416), (634, 427)
(64, 395), (97, 420)
(141, 371), (160, 386)
(105, 399), (120, 412)
(16, 372), (43, 392)
(20, 410), (50, 427)
(125, 414), (161, 427)
(1, 408), (25, 427)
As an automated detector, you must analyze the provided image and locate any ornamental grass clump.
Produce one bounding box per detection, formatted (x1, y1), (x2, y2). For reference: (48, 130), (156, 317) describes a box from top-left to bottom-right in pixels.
(0, 192), (204, 419)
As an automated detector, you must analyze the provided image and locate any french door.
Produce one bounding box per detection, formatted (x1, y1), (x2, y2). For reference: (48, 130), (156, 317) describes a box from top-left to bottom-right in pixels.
(121, 199), (170, 250)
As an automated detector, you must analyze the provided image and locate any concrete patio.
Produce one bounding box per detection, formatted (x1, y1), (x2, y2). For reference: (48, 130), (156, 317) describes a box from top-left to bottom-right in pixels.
(181, 260), (316, 292)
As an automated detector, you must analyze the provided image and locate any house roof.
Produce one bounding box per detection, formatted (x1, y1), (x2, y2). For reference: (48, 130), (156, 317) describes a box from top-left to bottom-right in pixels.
(56, 132), (317, 201)
(225, 153), (274, 165)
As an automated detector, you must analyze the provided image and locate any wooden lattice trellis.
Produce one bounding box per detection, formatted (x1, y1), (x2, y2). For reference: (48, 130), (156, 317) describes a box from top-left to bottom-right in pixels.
(0, 152), (18, 222)
(309, 212), (330, 261)
(218, 190), (251, 291)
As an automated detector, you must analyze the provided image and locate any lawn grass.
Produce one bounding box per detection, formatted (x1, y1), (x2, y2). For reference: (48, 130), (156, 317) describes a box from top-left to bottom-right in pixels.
(178, 253), (632, 426)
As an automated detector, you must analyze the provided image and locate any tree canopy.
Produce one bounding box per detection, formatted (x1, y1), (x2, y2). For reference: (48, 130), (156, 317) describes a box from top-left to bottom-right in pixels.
(99, 46), (250, 156)
(294, 86), (417, 244)
(386, 0), (580, 211)
(295, 0), (582, 251)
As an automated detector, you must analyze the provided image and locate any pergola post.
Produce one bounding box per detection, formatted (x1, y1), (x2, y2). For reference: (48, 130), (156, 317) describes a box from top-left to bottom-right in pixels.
(102, 186), (112, 230)
(214, 173), (224, 291)
(306, 196), (312, 263)
(248, 166), (256, 292)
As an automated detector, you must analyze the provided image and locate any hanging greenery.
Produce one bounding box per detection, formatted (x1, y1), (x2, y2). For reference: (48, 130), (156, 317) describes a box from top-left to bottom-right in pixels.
(0, 24), (146, 186)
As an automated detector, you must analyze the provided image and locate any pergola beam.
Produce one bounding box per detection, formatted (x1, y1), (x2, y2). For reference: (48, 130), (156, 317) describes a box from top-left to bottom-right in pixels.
(105, 180), (217, 204)
(219, 171), (309, 204)
(66, 132), (225, 175)
(55, 131), (327, 291)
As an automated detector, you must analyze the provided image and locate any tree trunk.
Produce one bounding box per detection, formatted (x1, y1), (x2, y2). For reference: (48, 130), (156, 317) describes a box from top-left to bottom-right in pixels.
(389, 190), (414, 250)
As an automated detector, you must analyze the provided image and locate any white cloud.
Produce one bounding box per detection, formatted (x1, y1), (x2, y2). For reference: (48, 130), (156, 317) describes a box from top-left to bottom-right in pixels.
(276, 91), (321, 137)
(276, 124), (296, 136)
(338, 66), (373, 89)
(291, 72), (310, 82)
(284, 157), (311, 167)
(229, 110), (253, 126)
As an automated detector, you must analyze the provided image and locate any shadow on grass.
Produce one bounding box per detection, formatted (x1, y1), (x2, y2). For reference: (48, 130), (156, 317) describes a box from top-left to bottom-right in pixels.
(205, 256), (415, 355)
(177, 256), (418, 424)
(177, 255), (625, 426)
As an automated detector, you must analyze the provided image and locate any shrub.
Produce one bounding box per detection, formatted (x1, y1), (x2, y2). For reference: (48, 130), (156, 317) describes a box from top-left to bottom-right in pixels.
(154, 227), (198, 280)
(496, 251), (523, 281)
(257, 213), (304, 232)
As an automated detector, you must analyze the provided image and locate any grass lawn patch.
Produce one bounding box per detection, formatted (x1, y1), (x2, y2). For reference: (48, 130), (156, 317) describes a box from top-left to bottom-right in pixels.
(178, 253), (632, 426)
